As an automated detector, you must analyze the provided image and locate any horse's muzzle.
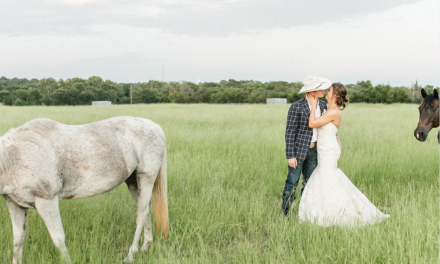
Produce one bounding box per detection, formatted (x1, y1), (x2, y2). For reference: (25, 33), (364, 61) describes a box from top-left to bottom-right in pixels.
(414, 128), (427, 142)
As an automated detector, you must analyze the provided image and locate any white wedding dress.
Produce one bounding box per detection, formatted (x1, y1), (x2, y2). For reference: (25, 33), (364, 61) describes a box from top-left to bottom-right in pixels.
(298, 122), (390, 227)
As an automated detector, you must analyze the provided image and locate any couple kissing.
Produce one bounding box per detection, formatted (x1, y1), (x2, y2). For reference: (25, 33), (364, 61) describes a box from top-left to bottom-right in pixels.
(281, 76), (389, 227)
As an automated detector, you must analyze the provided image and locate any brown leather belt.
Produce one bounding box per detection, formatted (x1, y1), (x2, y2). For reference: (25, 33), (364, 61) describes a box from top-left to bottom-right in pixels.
(309, 142), (317, 148)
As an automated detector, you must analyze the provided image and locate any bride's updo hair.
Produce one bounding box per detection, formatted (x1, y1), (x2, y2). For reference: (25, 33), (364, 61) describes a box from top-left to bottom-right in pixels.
(332, 83), (349, 110)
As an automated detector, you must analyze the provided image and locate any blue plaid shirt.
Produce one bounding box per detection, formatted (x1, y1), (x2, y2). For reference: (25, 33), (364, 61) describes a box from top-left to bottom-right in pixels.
(285, 97), (327, 163)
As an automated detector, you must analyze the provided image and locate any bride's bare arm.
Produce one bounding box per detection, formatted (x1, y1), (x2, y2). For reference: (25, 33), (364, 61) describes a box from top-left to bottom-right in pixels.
(306, 94), (337, 128)
(309, 109), (338, 128)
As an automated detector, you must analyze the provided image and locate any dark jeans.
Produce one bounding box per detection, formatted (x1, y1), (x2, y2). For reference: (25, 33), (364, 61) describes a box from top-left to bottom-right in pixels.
(281, 147), (318, 213)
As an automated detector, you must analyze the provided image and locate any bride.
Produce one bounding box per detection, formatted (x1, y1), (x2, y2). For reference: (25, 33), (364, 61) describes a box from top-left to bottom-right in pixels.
(298, 83), (389, 227)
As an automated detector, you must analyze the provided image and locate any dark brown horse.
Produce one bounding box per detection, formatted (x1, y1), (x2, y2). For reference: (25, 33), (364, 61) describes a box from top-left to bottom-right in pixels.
(414, 88), (439, 143)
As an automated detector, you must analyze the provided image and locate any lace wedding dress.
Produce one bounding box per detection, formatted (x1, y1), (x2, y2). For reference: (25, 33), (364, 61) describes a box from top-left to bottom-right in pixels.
(298, 122), (390, 227)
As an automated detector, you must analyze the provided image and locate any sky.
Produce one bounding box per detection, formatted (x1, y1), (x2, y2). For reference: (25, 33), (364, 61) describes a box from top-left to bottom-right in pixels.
(0, 0), (438, 86)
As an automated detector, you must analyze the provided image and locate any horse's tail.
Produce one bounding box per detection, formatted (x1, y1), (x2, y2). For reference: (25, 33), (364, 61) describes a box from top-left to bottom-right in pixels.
(153, 148), (168, 238)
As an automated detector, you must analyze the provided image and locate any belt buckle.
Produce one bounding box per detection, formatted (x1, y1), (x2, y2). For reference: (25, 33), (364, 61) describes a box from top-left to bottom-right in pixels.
(309, 142), (316, 148)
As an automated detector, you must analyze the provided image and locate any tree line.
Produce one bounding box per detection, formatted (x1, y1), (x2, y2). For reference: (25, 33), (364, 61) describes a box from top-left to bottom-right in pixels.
(0, 76), (437, 106)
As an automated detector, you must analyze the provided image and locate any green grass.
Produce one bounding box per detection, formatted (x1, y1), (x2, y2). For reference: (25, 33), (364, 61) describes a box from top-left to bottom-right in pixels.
(0, 103), (438, 263)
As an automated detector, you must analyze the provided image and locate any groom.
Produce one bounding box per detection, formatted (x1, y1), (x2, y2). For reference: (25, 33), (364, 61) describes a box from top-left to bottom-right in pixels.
(281, 76), (331, 216)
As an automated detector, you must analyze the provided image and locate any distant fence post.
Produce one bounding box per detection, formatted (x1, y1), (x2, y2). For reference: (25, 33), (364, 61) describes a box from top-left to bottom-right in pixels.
(130, 85), (133, 105)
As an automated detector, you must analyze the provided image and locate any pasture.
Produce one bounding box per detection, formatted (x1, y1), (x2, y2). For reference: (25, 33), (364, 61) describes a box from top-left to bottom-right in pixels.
(0, 103), (438, 263)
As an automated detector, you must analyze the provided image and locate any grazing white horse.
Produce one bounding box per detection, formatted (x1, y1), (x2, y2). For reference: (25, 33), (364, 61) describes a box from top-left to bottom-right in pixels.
(0, 117), (168, 264)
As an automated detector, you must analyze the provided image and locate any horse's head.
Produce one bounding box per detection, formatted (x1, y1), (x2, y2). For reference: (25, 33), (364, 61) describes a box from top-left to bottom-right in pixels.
(414, 88), (439, 142)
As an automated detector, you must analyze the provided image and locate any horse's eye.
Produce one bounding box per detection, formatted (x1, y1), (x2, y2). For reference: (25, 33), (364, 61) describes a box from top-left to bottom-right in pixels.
(432, 108), (437, 112)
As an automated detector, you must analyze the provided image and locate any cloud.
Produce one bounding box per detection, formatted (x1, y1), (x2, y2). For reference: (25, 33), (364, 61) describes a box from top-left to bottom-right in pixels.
(59, 53), (164, 81)
(0, 0), (437, 86)
(0, 0), (425, 37)
(0, 52), (165, 82)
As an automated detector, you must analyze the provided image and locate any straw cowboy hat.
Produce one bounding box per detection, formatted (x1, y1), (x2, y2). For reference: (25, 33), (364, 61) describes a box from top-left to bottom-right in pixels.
(298, 76), (332, 94)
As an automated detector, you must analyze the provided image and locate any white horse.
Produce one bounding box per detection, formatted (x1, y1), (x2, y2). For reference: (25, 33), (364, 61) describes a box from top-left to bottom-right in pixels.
(0, 116), (168, 264)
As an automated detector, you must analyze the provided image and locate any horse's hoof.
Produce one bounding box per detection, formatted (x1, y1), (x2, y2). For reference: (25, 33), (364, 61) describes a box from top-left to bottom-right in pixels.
(141, 244), (150, 252)
(141, 243), (150, 252)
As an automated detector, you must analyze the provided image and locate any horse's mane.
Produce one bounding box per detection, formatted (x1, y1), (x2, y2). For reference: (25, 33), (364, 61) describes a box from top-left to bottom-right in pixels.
(0, 118), (58, 183)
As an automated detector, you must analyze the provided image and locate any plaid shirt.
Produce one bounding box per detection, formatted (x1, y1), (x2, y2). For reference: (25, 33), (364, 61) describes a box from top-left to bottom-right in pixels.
(285, 97), (327, 162)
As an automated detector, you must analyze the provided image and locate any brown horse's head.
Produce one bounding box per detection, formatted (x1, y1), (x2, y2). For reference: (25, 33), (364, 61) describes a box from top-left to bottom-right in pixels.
(414, 88), (439, 142)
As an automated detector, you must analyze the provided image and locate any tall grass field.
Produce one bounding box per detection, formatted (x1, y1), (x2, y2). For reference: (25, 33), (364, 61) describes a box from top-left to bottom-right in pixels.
(0, 103), (438, 263)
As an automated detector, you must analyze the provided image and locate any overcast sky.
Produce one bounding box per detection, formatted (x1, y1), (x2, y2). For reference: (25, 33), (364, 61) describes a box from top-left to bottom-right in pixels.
(0, 0), (438, 86)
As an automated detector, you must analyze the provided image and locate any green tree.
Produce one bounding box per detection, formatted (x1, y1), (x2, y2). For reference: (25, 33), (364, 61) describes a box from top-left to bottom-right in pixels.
(223, 88), (245, 103)
(169, 91), (188, 103)
(93, 89), (110, 101)
(0, 90), (10, 102)
(424, 85), (434, 95)
(72, 83), (86, 93)
(211, 92), (226, 104)
(287, 91), (303, 103)
(37, 78), (58, 105)
(356, 80), (373, 90)
(139, 89), (157, 103)
(196, 87), (217, 103)
(410, 80), (423, 103)
(245, 90), (266, 103)
(27, 88), (41, 105)
(78, 90), (95, 104)
(51, 89), (73, 105)
(87, 76), (103, 89)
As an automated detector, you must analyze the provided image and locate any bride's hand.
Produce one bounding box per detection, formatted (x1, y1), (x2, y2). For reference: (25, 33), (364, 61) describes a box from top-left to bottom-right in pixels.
(306, 94), (318, 107)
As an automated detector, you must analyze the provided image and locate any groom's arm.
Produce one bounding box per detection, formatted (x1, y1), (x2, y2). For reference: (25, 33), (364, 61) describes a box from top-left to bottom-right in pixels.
(285, 104), (299, 163)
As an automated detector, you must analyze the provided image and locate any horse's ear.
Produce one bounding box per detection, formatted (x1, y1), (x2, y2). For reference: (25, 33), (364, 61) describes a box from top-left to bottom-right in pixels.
(421, 88), (427, 98)
(434, 88), (439, 98)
